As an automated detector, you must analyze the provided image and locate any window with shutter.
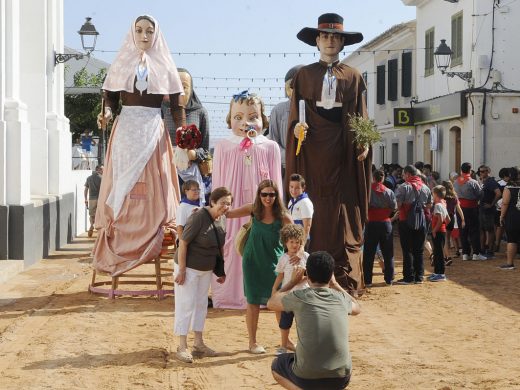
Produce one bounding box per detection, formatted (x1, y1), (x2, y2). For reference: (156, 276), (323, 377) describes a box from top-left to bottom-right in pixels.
(451, 12), (463, 67)
(362, 71), (368, 110)
(377, 65), (385, 105)
(402, 52), (412, 97)
(425, 28), (434, 77)
(388, 59), (398, 101)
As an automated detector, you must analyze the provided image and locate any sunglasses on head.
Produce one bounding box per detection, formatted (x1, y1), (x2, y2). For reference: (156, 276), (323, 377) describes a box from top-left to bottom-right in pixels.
(260, 192), (276, 198)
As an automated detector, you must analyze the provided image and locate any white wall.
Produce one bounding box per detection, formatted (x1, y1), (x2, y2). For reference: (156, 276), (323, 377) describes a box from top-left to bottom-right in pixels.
(71, 169), (92, 235)
(410, 0), (520, 99)
(344, 21), (417, 168)
(342, 51), (375, 118)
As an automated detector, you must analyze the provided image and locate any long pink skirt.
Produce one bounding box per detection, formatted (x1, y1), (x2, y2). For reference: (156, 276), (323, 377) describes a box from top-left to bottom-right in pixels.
(92, 107), (180, 276)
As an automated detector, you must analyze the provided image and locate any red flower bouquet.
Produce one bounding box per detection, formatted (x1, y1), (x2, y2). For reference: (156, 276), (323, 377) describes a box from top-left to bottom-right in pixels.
(176, 124), (202, 149)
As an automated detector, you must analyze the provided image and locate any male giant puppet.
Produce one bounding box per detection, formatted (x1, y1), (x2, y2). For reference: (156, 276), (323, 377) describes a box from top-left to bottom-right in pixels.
(285, 13), (371, 295)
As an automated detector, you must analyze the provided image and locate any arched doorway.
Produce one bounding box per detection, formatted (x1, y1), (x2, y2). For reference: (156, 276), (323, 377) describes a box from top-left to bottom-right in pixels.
(423, 129), (433, 165)
(449, 126), (461, 172)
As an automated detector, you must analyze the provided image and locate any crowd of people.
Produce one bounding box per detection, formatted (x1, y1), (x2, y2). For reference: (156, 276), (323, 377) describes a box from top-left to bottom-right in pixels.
(86, 12), (519, 390)
(372, 161), (519, 285)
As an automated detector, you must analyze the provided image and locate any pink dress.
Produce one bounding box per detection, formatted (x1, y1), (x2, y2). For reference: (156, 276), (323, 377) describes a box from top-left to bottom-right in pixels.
(211, 135), (282, 309)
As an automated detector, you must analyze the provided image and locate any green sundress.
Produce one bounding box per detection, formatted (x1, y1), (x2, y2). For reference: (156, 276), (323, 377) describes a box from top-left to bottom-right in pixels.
(242, 217), (284, 305)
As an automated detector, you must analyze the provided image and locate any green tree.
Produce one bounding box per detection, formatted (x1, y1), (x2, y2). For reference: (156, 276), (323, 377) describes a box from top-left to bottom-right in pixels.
(65, 67), (107, 142)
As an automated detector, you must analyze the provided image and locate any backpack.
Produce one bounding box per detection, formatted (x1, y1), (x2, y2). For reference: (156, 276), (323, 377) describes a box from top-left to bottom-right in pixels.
(406, 187), (426, 230)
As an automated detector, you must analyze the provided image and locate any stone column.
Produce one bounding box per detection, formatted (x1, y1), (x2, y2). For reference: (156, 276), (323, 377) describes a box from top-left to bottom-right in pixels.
(47, 0), (72, 196)
(0, 0), (7, 206)
(4, 0), (31, 205)
(20, 0), (49, 196)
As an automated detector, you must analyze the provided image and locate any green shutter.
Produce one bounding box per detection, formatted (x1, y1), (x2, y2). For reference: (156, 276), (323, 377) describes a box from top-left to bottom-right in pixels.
(377, 65), (386, 105)
(425, 28), (434, 77)
(451, 12), (463, 67)
(388, 59), (398, 101)
(402, 52), (412, 97)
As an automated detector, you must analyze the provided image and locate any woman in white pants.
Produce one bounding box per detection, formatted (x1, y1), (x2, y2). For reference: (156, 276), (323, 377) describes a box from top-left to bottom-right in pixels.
(174, 187), (231, 362)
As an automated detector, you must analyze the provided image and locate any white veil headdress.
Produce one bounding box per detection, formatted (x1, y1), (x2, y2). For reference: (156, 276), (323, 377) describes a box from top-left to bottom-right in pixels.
(102, 15), (183, 95)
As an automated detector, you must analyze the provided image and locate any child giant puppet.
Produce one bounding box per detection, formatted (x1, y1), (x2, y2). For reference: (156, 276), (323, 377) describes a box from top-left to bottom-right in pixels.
(212, 92), (282, 308)
(285, 13), (371, 296)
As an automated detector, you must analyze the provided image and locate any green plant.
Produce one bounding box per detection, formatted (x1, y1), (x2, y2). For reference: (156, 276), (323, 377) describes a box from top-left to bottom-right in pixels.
(65, 68), (107, 142)
(347, 114), (382, 148)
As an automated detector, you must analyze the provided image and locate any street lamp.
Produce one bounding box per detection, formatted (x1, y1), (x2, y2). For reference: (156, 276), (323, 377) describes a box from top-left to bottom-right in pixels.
(434, 39), (472, 82)
(55, 17), (99, 66)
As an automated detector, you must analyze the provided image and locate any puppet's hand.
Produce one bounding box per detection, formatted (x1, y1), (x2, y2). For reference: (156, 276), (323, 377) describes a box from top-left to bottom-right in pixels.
(97, 107), (112, 129)
(187, 149), (197, 161)
(293, 122), (308, 140)
(357, 145), (369, 161)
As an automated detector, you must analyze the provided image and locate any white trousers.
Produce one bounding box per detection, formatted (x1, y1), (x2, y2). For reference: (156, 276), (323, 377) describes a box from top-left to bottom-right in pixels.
(174, 264), (212, 336)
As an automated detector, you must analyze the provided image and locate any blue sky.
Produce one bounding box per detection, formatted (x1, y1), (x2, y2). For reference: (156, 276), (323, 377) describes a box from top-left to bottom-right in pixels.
(64, 0), (416, 142)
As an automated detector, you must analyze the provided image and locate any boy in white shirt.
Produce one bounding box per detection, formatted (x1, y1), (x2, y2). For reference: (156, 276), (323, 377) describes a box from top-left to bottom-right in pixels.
(272, 224), (309, 354)
(288, 174), (314, 243)
(176, 180), (201, 240)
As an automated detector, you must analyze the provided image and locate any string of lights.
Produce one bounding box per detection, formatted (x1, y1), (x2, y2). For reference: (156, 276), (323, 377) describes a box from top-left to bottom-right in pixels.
(94, 48), (426, 56)
(201, 100), (278, 107)
(198, 94), (284, 100)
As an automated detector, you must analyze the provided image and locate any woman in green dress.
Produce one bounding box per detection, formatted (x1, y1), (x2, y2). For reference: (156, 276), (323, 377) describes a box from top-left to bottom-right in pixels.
(227, 179), (292, 354)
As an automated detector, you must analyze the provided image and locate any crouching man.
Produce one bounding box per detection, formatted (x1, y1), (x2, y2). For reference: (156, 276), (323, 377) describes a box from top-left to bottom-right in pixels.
(267, 251), (361, 390)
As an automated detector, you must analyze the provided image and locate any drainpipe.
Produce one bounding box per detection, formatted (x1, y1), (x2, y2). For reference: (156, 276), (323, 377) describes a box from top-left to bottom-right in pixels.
(481, 92), (487, 165)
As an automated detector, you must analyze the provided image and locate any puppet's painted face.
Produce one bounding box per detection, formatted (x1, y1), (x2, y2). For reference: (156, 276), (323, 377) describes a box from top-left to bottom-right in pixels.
(179, 72), (192, 103)
(316, 32), (344, 57)
(230, 100), (263, 138)
(134, 19), (155, 51)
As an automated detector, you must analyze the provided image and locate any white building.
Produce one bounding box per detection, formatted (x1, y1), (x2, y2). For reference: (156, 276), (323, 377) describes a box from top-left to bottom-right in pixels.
(1, 0), (88, 272)
(343, 21), (417, 168)
(403, 0), (520, 177)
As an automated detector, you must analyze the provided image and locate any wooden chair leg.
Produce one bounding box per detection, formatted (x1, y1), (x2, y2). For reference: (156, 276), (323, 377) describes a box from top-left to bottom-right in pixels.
(110, 276), (119, 299)
(89, 270), (97, 293)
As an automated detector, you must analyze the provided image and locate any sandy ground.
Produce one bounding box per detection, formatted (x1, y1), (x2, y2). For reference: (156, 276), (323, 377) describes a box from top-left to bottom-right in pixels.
(0, 234), (519, 390)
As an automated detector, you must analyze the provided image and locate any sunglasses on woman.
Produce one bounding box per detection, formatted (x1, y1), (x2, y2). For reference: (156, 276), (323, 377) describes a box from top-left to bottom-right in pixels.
(260, 192), (277, 198)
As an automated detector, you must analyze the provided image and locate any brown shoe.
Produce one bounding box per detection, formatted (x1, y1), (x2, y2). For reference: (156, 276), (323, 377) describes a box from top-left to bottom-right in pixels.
(193, 344), (218, 357)
(88, 228), (94, 238)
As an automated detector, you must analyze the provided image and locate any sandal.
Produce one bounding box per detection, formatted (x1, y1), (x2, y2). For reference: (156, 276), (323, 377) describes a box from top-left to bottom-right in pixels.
(193, 344), (218, 357)
(176, 347), (193, 363)
(429, 253), (434, 266)
(445, 257), (453, 266)
(249, 344), (266, 354)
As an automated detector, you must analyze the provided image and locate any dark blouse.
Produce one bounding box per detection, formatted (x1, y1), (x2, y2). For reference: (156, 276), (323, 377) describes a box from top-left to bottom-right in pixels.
(103, 82), (186, 127)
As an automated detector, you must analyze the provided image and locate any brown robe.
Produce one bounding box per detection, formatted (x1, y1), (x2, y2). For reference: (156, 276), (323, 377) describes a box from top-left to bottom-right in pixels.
(285, 60), (371, 295)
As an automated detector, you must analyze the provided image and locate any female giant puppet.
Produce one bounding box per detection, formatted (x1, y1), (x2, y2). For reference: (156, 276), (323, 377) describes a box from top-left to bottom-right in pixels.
(93, 15), (185, 276)
(212, 92), (283, 309)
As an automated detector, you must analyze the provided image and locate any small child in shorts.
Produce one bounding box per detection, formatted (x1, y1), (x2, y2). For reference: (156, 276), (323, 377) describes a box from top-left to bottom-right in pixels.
(272, 224), (309, 354)
(176, 180), (201, 240)
(429, 185), (451, 282)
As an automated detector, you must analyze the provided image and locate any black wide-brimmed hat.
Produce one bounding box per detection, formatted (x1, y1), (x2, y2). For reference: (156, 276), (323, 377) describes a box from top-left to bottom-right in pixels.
(297, 13), (363, 47)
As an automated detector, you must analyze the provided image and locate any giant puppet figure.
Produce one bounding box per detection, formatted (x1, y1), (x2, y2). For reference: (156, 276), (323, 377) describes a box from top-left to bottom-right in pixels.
(93, 15), (185, 276)
(212, 92), (283, 309)
(285, 13), (371, 295)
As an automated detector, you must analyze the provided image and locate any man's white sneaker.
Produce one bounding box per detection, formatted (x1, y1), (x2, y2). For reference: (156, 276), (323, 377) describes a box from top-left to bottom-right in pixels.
(473, 253), (488, 261)
(462, 254), (470, 261)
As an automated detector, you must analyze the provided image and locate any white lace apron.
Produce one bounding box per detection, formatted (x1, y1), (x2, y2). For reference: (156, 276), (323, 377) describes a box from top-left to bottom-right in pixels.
(106, 105), (162, 218)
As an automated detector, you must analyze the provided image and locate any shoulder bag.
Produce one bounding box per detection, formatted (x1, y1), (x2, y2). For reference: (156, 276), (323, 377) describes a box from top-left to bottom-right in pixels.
(234, 216), (253, 256)
(202, 208), (226, 277)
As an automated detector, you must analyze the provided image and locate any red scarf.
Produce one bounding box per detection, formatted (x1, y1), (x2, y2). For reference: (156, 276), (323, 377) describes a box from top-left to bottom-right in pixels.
(406, 175), (423, 191)
(457, 173), (471, 185)
(371, 182), (386, 193)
